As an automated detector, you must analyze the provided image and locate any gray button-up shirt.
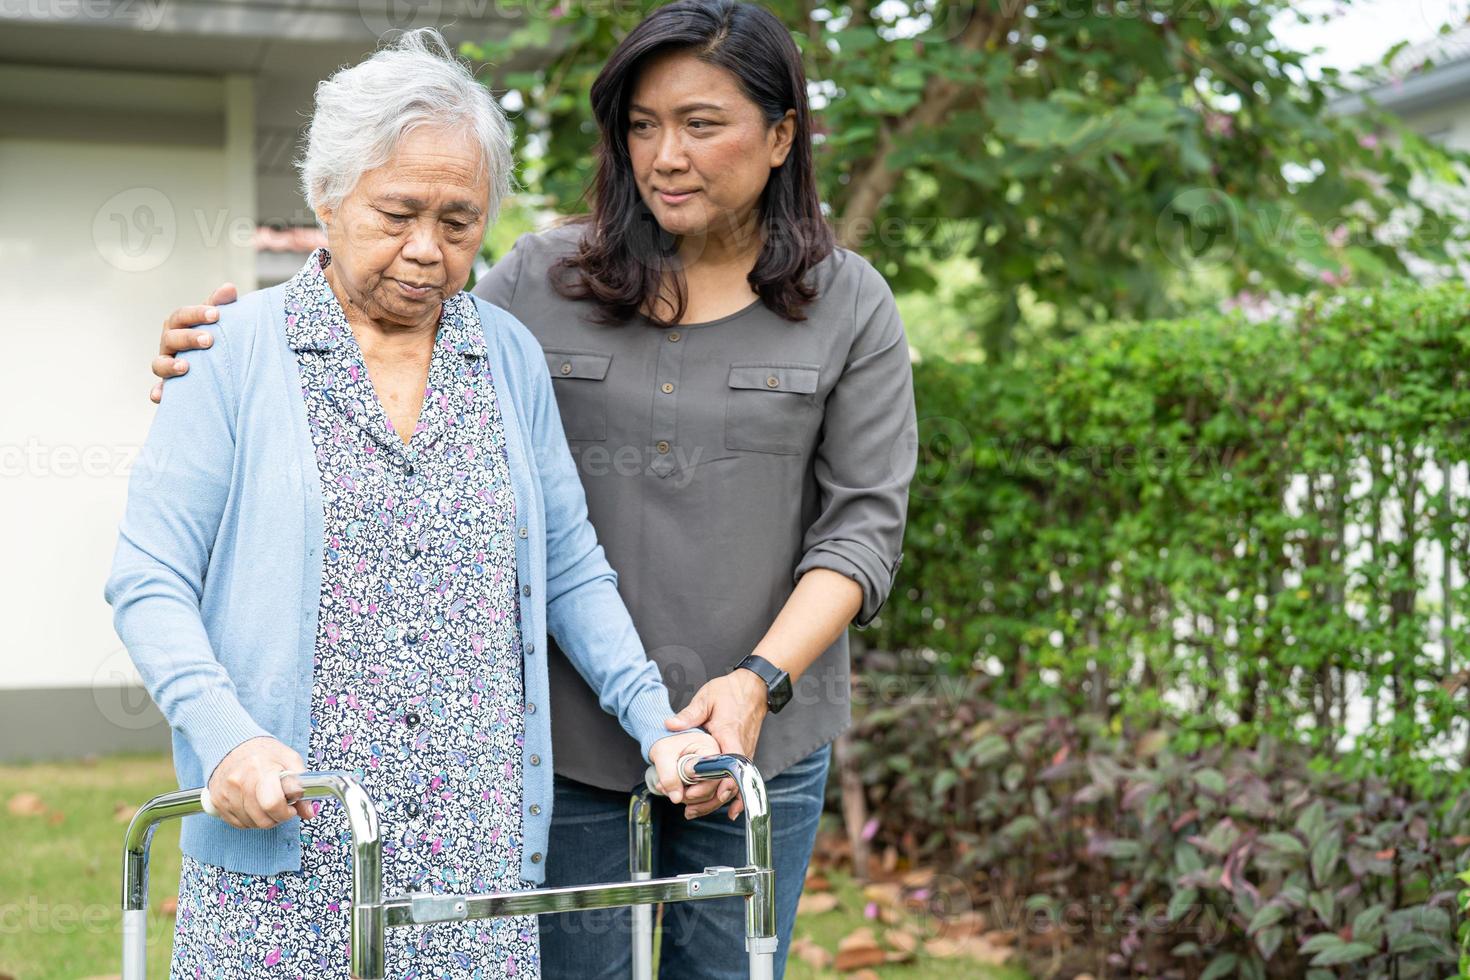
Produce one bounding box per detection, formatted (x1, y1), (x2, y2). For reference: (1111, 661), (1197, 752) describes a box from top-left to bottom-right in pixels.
(473, 222), (916, 791)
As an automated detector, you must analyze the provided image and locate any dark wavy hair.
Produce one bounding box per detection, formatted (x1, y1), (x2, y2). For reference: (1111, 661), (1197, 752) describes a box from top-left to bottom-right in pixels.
(551, 0), (834, 325)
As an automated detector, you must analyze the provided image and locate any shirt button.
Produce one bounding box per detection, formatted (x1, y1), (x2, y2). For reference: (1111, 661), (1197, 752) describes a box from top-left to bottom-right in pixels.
(518, 526), (528, 538)
(405, 632), (419, 646)
(404, 801), (421, 818)
(405, 540), (422, 559)
(656, 441), (670, 454)
(529, 754), (541, 766)
(560, 362), (572, 375)
(522, 584), (531, 597)
(529, 804), (541, 816)
(530, 852), (543, 864)
(766, 375), (779, 388)
(405, 711), (421, 727)
(667, 332), (680, 343)
(660, 382), (674, 394)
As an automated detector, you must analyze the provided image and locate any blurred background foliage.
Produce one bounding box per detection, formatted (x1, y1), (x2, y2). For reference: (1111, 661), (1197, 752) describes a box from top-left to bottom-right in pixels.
(469, 0), (1470, 362)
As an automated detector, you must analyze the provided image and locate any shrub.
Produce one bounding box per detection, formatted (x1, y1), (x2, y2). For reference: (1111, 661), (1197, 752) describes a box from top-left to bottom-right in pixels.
(844, 656), (1470, 977)
(872, 280), (1470, 788)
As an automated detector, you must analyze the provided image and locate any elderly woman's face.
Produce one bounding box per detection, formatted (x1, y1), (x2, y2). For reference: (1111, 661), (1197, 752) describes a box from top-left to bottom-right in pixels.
(316, 126), (489, 329)
(627, 51), (794, 245)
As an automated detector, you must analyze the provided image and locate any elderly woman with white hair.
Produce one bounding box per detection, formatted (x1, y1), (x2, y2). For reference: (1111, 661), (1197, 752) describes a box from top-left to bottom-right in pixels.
(104, 30), (725, 977)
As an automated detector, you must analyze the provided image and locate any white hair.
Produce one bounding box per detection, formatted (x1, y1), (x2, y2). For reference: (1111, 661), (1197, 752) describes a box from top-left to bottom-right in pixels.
(298, 28), (514, 224)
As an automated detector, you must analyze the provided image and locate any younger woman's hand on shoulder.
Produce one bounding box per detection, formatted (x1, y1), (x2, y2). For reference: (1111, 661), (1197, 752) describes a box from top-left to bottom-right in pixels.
(150, 282), (237, 403)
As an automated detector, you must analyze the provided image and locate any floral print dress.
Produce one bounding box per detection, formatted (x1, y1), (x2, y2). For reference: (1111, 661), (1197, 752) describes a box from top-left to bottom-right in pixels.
(169, 249), (540, 979)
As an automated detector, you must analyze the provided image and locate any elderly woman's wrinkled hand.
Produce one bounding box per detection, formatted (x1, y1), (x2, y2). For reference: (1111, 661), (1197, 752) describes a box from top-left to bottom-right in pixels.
(646, 729), (723, 813)
(206, 736), (315, 830)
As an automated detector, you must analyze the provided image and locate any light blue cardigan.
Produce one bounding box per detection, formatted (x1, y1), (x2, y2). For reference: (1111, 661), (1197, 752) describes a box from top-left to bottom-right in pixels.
(105, 282), (687, 883)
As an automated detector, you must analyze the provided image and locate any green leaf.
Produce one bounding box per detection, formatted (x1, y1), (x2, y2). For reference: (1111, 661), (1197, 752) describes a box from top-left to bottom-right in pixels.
(1194, 768), (1227, 795)
(1308, 890), (1335, 926)
(1309, 940), (1378, 967)
(1352, 903), (1387, 942)
(1168, 888), (1199, 923)
(1256, 925), (1285, 961)
(1310, 831), (1342, 885)
(1258, 832), (1306, 856)
(1200, 953), (1238, 980)
(1248, 902), (1286, 935)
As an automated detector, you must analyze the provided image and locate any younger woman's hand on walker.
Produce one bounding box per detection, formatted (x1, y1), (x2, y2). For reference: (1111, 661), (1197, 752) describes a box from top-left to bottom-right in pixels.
(647, 730), (722, 810)
(664, 670), (769, 820)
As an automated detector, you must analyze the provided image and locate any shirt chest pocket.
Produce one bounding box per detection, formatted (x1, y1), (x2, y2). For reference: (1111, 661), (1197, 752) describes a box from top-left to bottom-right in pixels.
(724, 363), (822, 456)
(545, 348), (612, 442)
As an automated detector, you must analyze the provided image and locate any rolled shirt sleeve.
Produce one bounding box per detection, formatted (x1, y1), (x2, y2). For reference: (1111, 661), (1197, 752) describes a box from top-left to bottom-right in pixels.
(792, 261), (917, 627)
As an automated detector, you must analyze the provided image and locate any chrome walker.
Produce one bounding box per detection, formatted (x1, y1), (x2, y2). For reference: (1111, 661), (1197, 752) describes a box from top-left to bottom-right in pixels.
(120, 753), (774, 979)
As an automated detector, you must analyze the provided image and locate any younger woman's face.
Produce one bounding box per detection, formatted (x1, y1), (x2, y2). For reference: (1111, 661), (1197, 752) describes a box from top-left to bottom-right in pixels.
(626, 50), (795, 249)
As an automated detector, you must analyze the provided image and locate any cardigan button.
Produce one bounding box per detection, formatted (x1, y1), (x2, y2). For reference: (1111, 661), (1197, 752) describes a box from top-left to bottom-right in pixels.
(530, 852), (542, 864)
(522, 584), (531, 597)
(518, 526), (528, 539)
(529, 803), (541, 816)
(529, 754), (541, 766)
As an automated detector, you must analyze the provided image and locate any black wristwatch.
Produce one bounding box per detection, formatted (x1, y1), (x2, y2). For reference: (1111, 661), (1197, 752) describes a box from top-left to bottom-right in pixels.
(733, 654), (792, 714)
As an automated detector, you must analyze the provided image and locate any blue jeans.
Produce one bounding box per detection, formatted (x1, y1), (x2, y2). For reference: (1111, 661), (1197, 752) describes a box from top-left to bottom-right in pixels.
(539, 744), (831, 979)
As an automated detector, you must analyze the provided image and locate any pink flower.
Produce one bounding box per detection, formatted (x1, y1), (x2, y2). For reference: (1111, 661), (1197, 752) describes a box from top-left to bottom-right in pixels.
(264, 948), (282, 966)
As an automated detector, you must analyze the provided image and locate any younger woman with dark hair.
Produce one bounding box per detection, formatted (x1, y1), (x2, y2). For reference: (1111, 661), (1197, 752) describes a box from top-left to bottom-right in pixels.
(148, 2), (915, 976)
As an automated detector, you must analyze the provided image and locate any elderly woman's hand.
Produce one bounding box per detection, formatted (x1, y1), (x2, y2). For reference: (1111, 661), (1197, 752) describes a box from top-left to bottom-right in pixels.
(207, 736), (315, 830)
(647, 729), (723, 810)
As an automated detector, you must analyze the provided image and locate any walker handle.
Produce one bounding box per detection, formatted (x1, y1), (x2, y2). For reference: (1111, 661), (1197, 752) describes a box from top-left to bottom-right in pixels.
(198, 770), (305, 819)
(643, 754), (701, 796)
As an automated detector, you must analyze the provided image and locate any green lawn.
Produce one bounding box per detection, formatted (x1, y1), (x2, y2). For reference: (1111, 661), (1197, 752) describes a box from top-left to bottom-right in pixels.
(0, 754), (1023, 979)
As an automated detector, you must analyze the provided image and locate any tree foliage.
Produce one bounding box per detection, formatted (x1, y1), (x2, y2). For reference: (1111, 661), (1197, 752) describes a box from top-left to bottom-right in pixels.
(469, 0), (1470, 359)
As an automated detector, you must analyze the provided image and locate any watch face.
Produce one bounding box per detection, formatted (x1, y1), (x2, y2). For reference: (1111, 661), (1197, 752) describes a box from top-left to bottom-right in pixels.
(769, 674), (793, 712)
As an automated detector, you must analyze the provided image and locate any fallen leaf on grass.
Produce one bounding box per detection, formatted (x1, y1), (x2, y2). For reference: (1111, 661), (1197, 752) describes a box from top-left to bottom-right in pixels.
(925, 934), (1015, 964)
(835, 927), (886, 971)
(798, 891), (839, 915)
(8, 792), (45, 816)
(790, 935), (832, 969)
(861, 882), (902, 908)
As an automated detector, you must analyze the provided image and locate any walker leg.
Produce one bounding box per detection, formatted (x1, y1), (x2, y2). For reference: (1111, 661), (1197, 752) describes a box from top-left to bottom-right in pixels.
(122, 908), (148, 979)
(748, 947), (776, 980)
(629, 791), (655, 980)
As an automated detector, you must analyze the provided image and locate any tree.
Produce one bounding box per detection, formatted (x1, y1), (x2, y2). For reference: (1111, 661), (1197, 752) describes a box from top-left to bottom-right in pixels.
(468, 0), (1470, 359)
